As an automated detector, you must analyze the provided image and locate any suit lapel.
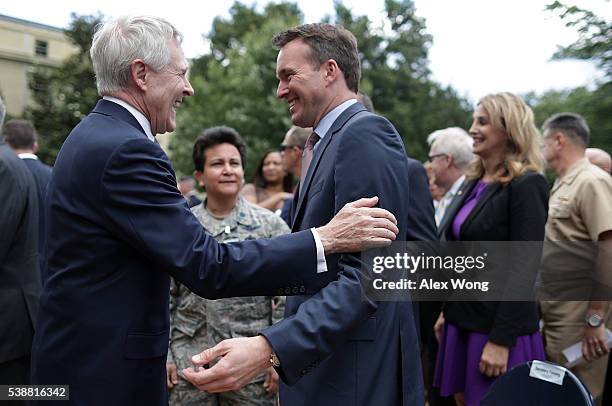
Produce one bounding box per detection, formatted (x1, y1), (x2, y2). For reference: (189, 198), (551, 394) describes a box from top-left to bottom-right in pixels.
(438, 180), (474, 240)
(292, 132), (334, 230)
(289, 184), (300, 229)
(292, 102), (367, 230)
(438, 180), (470, 237)
(459, 181), (502, 238)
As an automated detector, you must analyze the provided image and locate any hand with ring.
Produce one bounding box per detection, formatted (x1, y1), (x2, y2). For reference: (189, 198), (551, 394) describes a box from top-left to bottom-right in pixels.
(582, 323), (609, 361)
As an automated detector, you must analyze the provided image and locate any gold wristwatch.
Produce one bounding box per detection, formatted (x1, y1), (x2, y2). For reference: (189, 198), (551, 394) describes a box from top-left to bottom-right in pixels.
(270, 351), (280, 367)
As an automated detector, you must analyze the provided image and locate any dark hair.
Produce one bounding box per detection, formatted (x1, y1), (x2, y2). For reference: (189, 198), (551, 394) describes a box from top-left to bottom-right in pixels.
(192, 126), (247, 171)
(272, 23), (360, 93)
(252, 150), (293, 192)
(542, 112), (590, 148)
(3, 119), (37, 149)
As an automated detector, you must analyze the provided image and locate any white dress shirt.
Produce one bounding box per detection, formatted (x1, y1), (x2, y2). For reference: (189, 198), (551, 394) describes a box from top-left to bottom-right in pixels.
(313, 98), (357, 149)
(18, 153), (39, 160)
(435, 175), (465, 226)
(103, 96), (155, 142)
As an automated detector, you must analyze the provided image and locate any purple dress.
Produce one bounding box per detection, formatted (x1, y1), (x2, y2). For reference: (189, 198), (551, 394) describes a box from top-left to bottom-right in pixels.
(433, 180), (546, 406)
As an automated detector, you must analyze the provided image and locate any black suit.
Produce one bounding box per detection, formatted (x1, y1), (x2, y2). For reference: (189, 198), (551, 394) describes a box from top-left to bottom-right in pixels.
(0, 143), (41, 386)
(21, 156), (52, 282)
(440, 172), (549, 346)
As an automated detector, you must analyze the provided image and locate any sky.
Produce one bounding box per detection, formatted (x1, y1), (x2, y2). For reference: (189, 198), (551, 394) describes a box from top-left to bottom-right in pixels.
(2, 0), (609, 103)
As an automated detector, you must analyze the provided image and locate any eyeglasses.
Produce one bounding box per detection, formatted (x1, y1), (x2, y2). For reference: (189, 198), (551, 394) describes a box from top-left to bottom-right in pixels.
(428, 153), (447, 161)
(279, 144), (302, 152)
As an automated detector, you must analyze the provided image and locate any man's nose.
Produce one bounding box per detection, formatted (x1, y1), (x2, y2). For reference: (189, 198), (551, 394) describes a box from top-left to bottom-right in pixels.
(277, 81), (288, 99)
(184, 78), (194, 96)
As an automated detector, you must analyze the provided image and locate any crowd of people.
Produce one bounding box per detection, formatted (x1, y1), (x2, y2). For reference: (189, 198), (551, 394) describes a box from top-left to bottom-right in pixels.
(0, 13), (611, 406)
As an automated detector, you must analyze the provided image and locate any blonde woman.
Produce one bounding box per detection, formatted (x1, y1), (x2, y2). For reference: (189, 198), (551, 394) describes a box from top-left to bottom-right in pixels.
(433, 93), (549, 406)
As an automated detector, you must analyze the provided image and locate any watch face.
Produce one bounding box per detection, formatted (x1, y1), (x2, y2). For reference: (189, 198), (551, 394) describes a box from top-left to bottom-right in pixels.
(587, 314), (604, 327)
(270, 353), (280, 367)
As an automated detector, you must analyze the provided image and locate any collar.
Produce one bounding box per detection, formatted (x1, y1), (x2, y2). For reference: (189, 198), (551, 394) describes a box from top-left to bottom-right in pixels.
(552, 157), (590, 192)
(198, 196), (258, 236)
(103, 96), (155, 142)
(445, 175), (465, 198)
(18, 153), (38, 160)
(314, 99), (357, 140)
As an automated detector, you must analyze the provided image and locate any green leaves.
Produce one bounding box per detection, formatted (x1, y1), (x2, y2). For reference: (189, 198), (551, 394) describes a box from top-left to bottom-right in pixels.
(335, 0), (469, 160)
(171, 0), (471, 176)
(26, 13), (102, 165)
(527, 84), (612, 153)
(170, 3), (302, 178)
(26, 2), (474, 170)
(546, 1), (611, 79)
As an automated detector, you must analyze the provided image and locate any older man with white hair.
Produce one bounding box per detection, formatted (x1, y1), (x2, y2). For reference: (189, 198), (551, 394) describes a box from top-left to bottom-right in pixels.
(427, 127), (473, 229)
(30, 15), (400, 405)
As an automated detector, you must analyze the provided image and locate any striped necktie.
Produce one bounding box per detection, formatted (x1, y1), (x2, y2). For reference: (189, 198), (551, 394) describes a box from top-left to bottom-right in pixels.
(300, 131), (320, 185)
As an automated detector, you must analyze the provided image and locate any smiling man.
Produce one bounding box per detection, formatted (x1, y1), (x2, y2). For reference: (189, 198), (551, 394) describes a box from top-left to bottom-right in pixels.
(30, 16), (402, 405)
(185, 23), (434, 406)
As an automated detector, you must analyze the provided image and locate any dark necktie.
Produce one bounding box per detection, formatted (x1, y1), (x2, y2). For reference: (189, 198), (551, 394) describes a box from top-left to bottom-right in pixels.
(300, 131), (320, 185)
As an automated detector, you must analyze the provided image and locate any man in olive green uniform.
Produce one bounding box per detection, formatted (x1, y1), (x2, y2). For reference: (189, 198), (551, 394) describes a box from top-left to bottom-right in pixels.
(540, 113), (612, 402)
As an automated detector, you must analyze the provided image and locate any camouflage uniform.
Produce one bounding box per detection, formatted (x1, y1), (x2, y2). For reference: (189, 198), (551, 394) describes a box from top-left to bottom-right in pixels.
(168, 197), (289, 406)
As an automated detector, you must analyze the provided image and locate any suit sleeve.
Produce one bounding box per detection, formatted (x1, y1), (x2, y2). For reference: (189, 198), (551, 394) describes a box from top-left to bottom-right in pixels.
(405, 161), (437, 241)
(0, 158), (24, 263)
(99, 138), (321, 299)
(262, 114), (409, 384)
(488, 172), (549, 346)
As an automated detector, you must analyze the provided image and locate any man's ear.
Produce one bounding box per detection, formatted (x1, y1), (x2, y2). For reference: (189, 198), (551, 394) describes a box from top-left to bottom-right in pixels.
(323, 59), (340, 84)
(446, 154), (454, 169)
(32, 141), (39, 154)
(130, 59), (148, 91)
(555, 132), (566, 149)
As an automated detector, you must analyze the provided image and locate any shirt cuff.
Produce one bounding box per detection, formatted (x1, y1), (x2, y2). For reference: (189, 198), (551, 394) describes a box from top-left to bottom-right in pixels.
(310, 227), (328, 273)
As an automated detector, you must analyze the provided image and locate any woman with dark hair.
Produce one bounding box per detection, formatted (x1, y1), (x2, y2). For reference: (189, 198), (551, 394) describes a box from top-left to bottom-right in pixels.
(433, 93), (549, 406)
(242, 150), (294, 213)
(167, 127), (289, 406)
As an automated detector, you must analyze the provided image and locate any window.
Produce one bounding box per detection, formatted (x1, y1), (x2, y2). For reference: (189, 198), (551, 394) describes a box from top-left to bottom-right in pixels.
(35, 40), (48, 57)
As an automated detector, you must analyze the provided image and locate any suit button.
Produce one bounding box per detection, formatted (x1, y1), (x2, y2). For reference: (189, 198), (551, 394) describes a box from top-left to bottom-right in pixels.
(284, 287), (291, 294)
(277, 288), (284, 295)
(292, 287), (299, 294)
(299, 285), (306, 293)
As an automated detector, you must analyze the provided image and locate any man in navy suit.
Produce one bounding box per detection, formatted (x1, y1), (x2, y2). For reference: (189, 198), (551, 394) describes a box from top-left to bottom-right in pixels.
(0, 99), (41, 397)
(4, 119), (52, 282)
(187, 24), (434, 405)
(30, 16), (399, 405)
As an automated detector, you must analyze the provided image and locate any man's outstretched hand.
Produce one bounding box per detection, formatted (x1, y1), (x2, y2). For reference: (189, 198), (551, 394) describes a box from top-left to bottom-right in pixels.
(182, 336), (273, 393)
(317, 196), (399, 253)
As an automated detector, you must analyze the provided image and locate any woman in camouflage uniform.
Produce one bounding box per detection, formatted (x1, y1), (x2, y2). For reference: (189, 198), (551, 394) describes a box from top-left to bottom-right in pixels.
(167, 127), (289, 406)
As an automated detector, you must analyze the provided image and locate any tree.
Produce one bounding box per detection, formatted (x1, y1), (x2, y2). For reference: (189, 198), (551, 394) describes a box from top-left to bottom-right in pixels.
(170, 3), (303, 177)
(526, 2), (612, 154)
(333, 0), (471, 160)
(26, 13), (102, 165)
(546, 1), (612, 79)
(171, 0), (471, 176)
(525, 83), (612, 153)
